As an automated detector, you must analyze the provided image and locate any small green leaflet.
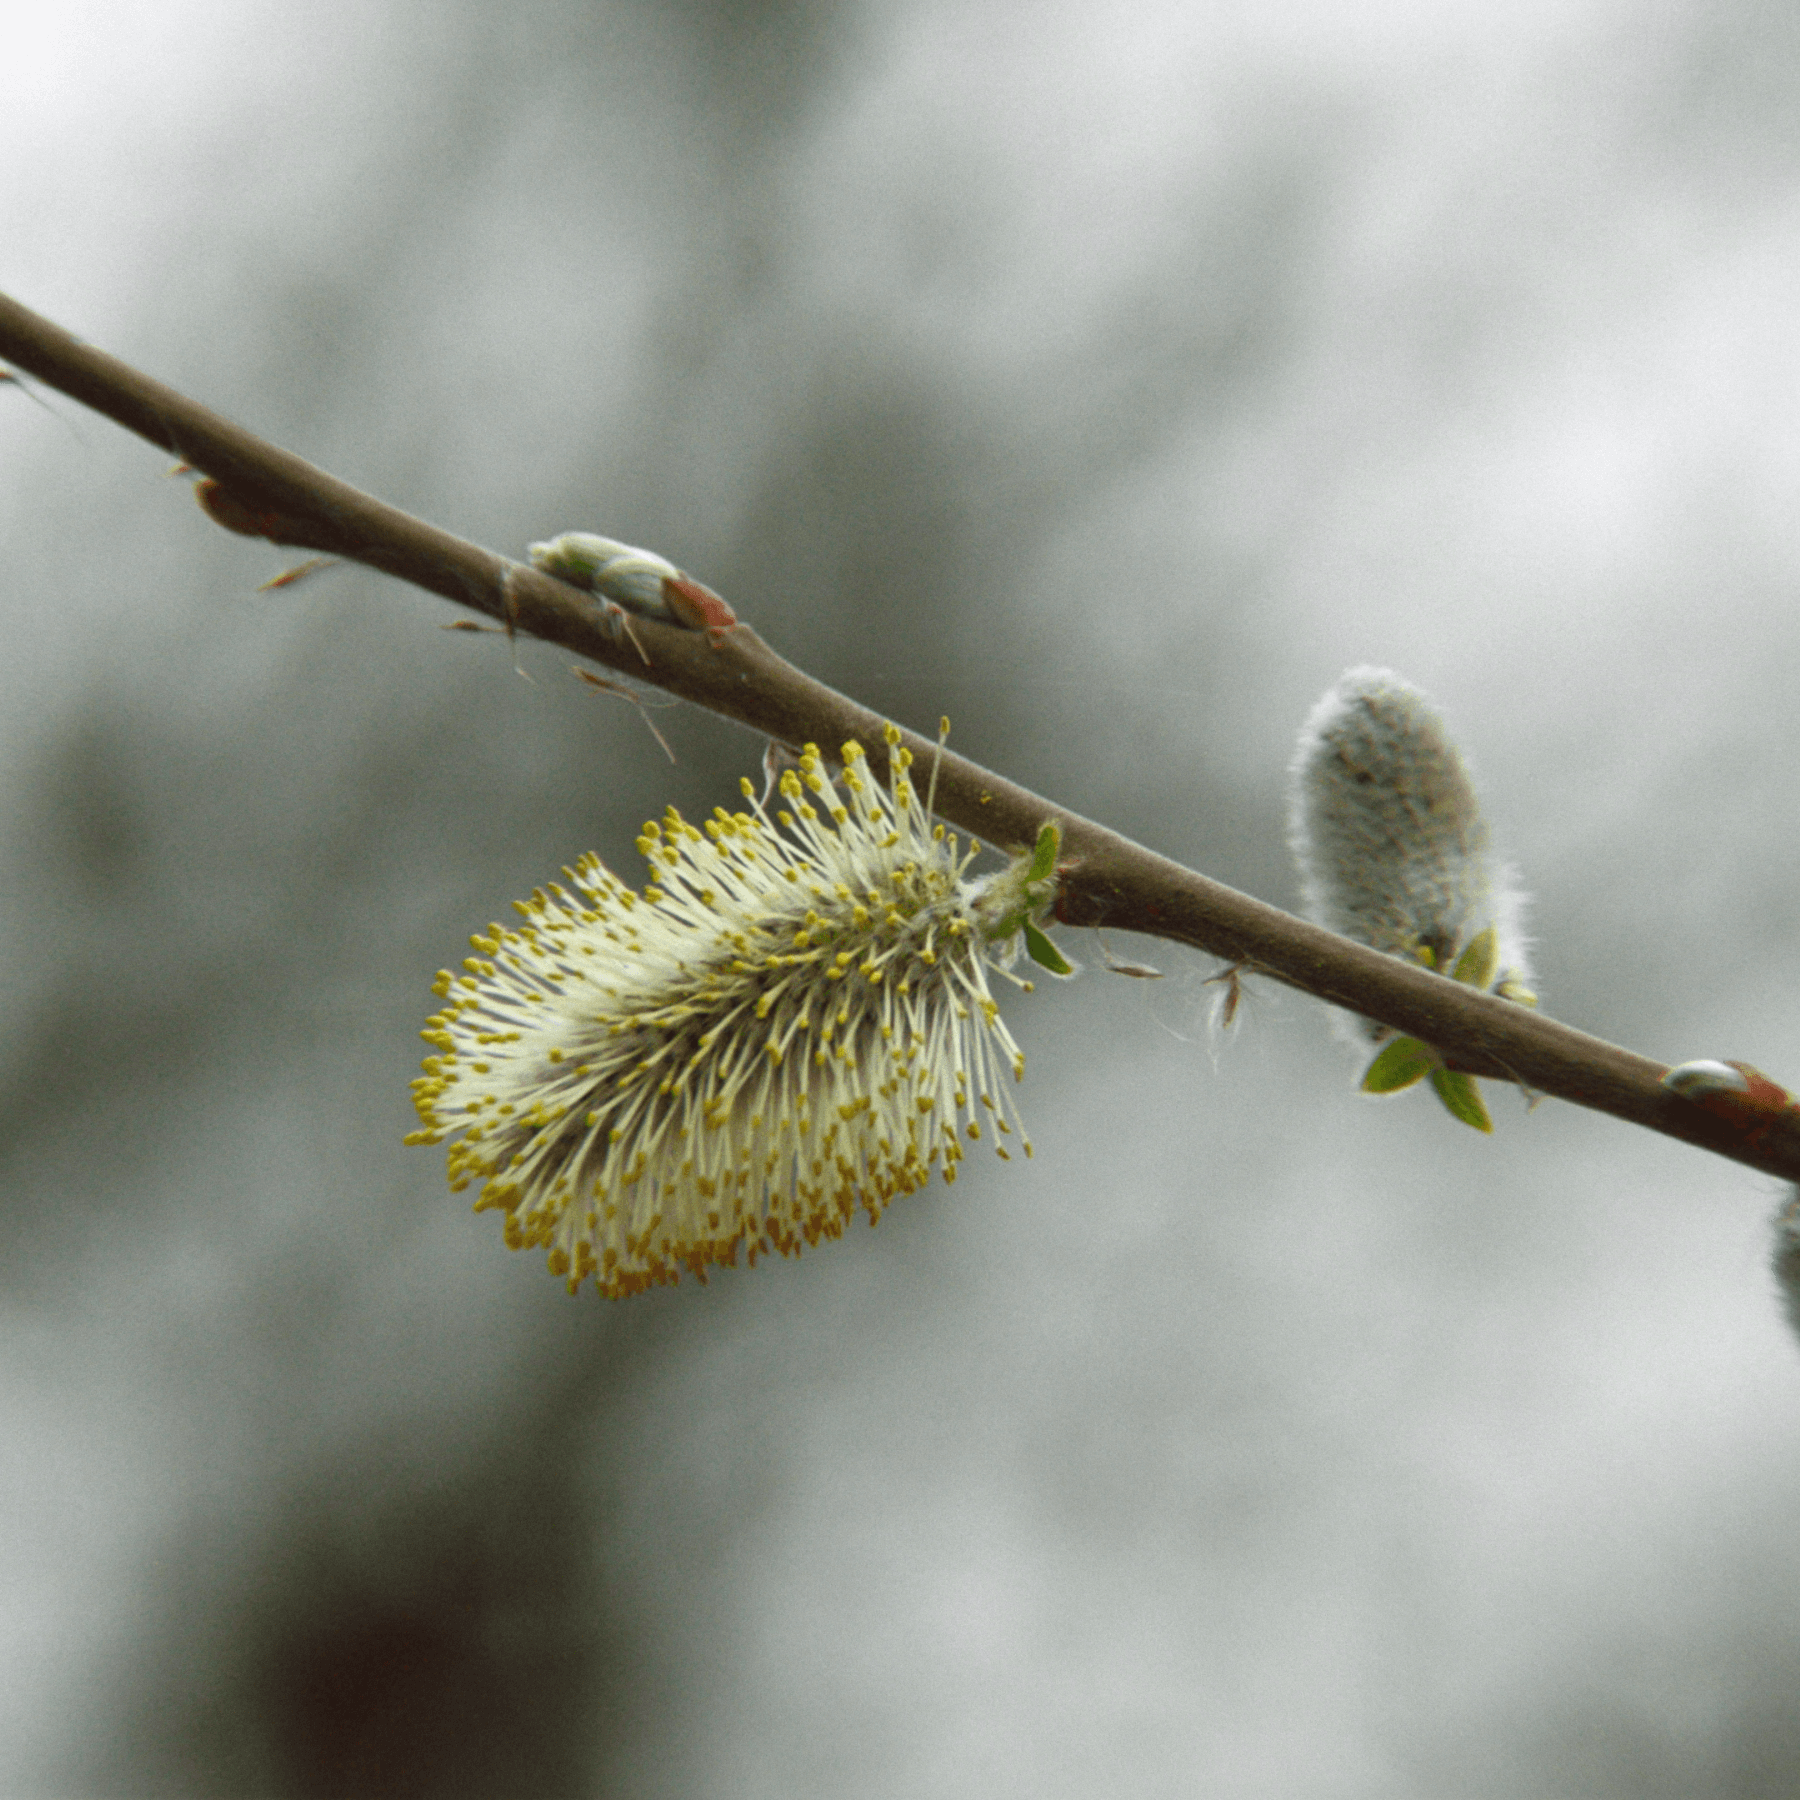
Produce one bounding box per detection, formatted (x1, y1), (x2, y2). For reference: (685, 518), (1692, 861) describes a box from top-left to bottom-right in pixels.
(1361, 1035), (1436, 1093)
(1023, 920), (1074, 977)
(1429, 1067), (1493, 1132)
(1362, 1036), (1494, 1130)
(1359, 922), (1504, 1131)
(985, 821), (1073, 974)
(1450, 923), (1499, 990)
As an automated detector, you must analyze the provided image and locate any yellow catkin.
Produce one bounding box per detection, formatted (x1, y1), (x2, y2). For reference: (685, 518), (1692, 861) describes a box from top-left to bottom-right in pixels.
(410, 739), (1034, 1298)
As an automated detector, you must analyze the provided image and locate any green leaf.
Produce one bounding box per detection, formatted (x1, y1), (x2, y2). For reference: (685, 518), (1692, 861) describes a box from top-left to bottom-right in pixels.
(1023, 920), (1074, 977)
(1361, 1036), (1436, 1094)
(1450, 923), (1498, 990)
(1026, 821), (1061, 886)
(1429, 1067), (1493, 1132)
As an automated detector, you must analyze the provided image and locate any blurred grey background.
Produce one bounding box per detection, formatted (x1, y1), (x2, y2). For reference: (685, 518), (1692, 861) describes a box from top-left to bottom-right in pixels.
(5, 2), (1800, 1795)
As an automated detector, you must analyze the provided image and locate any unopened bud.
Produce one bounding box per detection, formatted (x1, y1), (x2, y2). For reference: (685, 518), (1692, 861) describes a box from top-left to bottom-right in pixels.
(529, 531), (736, 635)
(529, 532), (676, 612)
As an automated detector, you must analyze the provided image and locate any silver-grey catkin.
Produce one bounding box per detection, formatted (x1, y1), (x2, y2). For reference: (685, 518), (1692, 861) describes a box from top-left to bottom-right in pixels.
(1288, 665), (1531, 1035)
(1772, 1189), (1800, 1350)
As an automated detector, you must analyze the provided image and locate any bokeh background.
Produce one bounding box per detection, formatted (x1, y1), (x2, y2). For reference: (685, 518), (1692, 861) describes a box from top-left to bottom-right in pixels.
(5, 2), (1800, 1794)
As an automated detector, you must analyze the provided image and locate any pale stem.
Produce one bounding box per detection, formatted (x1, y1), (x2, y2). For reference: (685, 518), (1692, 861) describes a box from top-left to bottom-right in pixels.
(2, 287), (1792, 1181)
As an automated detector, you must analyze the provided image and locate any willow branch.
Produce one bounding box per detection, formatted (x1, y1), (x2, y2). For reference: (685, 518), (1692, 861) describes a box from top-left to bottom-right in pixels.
(3, 287), (1792, 1182)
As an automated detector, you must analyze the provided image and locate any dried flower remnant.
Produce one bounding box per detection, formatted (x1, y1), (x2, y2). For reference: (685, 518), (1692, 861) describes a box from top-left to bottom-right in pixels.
(1288, 666), (1535, 1131)
(409, 727), (1063, 1297)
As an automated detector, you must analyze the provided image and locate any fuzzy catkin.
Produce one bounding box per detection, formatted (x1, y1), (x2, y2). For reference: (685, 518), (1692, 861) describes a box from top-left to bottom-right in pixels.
(408, 735), (1035, 1298)
(1773, 1189), (1800, 1348)
(1288, 666), (1530, 1033)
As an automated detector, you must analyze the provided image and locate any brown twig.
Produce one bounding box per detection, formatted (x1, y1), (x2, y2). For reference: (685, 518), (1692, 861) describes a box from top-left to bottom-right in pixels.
(3, 286), (1793, 1181)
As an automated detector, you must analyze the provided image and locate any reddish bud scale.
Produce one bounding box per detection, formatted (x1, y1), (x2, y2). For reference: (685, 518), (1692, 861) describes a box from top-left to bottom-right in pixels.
(1664, 1059), (1799, 1146)
(661, 572), (737, 638)
(195, 477), (312, 545)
